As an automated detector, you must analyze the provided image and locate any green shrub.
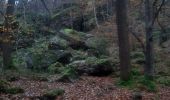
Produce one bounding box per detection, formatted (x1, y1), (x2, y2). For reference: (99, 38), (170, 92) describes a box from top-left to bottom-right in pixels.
(117, 71), (157, 92)
(131, 52), (145, 59)
(48, 62), (64, 74)
(57, 66), (78, 82)
(43, 88), (65, 99)
(117, 78), (135, 88)
(131, 52), (145, 64)
(85, 57), (98, 65)
(139, 76), (157, 92)
(131, 68), (141, 76)
(157, 76), (170, 86)
(0, 80), (24, 94)
(0, 80), (10, 93)
(71, 50), (88, 61)
(6, 87), (24, 94)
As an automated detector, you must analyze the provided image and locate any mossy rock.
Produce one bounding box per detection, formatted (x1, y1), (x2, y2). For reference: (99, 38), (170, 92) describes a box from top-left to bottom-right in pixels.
(43, 88), (65, 100)
(60, 28), (86, 41)
(85, 57), (98, 65)
(48, 36), (69, 50)
(59, 29), (88, 50)
(71, 50), (88, 61)
(57, 66), (78, 82)
(86, 57), (113, 67)
(71, 57), (114, 76)
(48, 62), (64, 74)
(85, 37), (109, 55)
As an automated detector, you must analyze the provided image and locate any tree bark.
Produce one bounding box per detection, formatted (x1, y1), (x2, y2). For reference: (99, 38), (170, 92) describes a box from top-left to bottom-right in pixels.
(144, 0), (154, 79)
(116, 0), (131, 81)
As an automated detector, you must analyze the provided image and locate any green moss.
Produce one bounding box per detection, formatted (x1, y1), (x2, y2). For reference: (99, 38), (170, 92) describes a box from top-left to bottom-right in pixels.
(63, 29), (74, 34)
(58, 66), (78, 82)
(131, 52), (145, 64)
(48, 62), (64, 74)
(6, 87), (24, 94)
(60, 28), (86, 42)
(71, 50), (88, 61)
(157, 76), (170, 86)
(0, 80), (24, 94)
(131, 52), (145, 58)
(116, 70), (157, 92)
(43, 88), (65, 99)
(85, 57), (98, 65)
(85, 57), (111, 66)
(117, 78), (135, 88)
(0, 80), (10, 93)
(139, 76), (157, 92)
(50, 36), (69, 49)
(131, 68), (141, 76)
(86, 37), (109, 55)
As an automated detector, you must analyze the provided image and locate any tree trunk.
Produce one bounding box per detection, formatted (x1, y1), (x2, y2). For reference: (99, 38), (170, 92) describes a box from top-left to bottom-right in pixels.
(2, 0), (16, 69)
(144, 0), (154, 79)
(116, 0), (131, 81)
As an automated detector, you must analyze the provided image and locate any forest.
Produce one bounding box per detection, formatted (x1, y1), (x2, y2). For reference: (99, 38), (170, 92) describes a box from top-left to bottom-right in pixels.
(0, 0), (170, 100)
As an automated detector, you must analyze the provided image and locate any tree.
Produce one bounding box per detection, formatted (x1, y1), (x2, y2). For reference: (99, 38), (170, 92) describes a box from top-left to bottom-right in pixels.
(116, 0), (131, 81)
(1, 0), (16, 69)
(144, 0), (154, 79)
(144, 0), (165, 79)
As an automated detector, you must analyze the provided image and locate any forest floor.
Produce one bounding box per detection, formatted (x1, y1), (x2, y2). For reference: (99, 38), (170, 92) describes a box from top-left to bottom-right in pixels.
(0, 76), (170, 100)
(1, 16), (170, 100)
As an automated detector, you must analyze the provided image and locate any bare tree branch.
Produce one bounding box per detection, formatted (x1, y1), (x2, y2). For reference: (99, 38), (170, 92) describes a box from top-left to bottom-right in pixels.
(151, 0), (165, 26)
(40, 0), (51, 16)
(0, 10), (5, 17)
(129, 27), (146, 54)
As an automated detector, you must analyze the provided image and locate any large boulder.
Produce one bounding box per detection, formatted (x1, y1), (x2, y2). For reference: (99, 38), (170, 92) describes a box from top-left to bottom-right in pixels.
(30, 50), (72, 70)
(56, 50), (72, 64)
(59, 29), (89, 50)
(85, 37), (109, 55)
(70, 57), (114, 76)
(48, 36), (69, 50)
(70, 50), (88, 62)
(47, 66), (79, 83)
(12, 39), (72, 71)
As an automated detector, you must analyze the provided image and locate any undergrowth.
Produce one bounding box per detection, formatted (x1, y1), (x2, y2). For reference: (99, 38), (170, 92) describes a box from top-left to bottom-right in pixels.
(117, 68), (157, 92)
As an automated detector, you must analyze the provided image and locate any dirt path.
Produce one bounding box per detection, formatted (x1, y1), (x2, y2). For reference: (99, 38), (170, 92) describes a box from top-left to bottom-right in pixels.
(0, 76), (170, 100)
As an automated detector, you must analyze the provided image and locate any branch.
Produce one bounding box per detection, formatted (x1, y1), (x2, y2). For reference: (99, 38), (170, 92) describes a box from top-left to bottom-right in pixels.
(0, 10), (4, 17)
(129, 27), (146, 54)
(40, 0), (51, 16)
(151, 0), (165, 26)
(157, 16), (166, 33)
